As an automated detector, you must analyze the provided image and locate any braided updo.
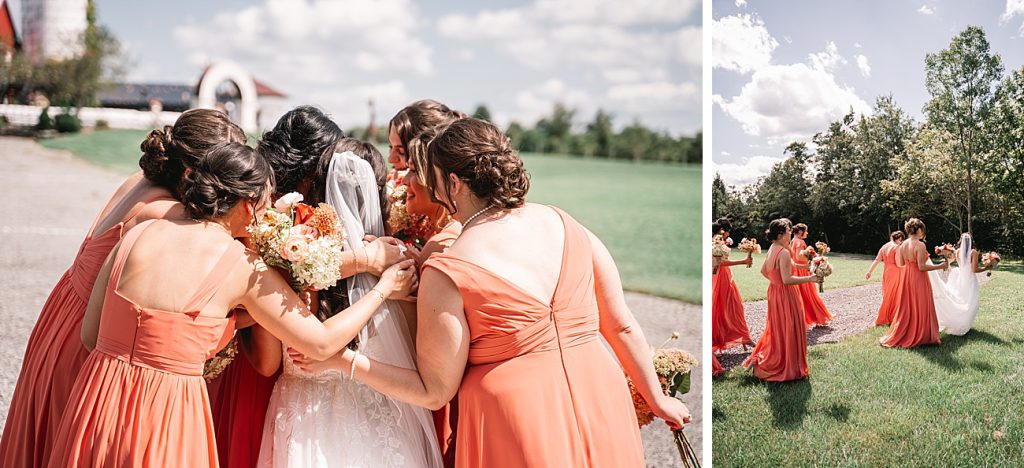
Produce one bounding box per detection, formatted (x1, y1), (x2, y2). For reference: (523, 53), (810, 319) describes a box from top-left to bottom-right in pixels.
(425, 118), (530, 214)
(180, 143), (274, 221)
(139, 109), (246, 196)
(257, 106), (345, 195)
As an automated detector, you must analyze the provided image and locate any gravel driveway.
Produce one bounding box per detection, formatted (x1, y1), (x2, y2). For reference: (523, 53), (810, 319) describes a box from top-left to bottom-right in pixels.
(0, 136), (701, 466)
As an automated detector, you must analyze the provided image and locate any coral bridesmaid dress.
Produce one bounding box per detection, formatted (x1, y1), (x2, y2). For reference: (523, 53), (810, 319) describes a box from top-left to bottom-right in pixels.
(207, 350), (280, 468)
(790, 237), (832, 327)
(48, 221), (241, 467)
(422, 207), (644, 468)
(879, 246), (941, 348)
(742, 247), (809, 382)
(712, 354), (725, 377)
(712, 257), (753, 352)
(0, 191), (173, 468)
(874, 247), (902, 326)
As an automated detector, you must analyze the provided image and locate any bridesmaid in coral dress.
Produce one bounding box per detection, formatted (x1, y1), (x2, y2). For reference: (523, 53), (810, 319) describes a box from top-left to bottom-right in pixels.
(789, 223), (833, 327)
(48, 143), (418, 467)
(206, 107), (407, 468)
(880, 218), (947, 348)
(0, 109), (246, 468)
(292, 118), (690, 467)
(743, 219), (820, 382)
(712, 354), (725, 377)
(866, 231), (906, 326)
(711, 218), (754, 353)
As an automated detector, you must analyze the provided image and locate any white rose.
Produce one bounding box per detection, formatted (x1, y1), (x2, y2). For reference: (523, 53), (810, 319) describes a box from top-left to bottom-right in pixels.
(274, 192), (304, 211)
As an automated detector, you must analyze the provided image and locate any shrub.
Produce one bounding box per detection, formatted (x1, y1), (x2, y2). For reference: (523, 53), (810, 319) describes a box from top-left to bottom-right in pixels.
(54, 111), (82, 133)
(36, 107), (53, 130)
(95, 119), (110, 130)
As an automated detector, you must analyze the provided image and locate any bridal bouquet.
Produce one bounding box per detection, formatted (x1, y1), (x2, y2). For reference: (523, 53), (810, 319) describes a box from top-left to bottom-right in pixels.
(387, 174), (434, 248)
(810, 255), (832, 293)
(203, 337), (238, 382)
(628, 333), (701, 468)
(711, 234), (731, 274)
(934, 243), (956, 264)
(247, 192), (346, 292)
(815, 241), (831, 255)
(799, 246), (817, 262)
(737, 238), (761, 268)
(981, 251), (1001, 276)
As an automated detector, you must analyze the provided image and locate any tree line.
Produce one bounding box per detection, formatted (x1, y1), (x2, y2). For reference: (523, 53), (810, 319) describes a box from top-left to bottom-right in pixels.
(713, 26), (1024, 258)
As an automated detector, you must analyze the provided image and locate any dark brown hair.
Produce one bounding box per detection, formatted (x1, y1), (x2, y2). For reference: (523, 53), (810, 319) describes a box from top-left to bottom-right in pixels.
(140, 109), (246, 197)
(389, 99), (466, 162)
(792, 223), (808, 235)
(180, 142), (273, 221)
(406, 126), (440, 186)
(258, 106), (345, 195)
(891, 231), (906, 242)
(425, 118), (530, 214)
(765, 218), (793, 242)
(905, 218), (925, 235)
(712, 217), (733, 235)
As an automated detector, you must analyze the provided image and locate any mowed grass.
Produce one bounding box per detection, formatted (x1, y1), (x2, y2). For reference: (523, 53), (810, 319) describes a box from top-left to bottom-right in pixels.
(725, 251), (880, 301)
(712, 263), (1024, 466)
(35, 131), (701, 302)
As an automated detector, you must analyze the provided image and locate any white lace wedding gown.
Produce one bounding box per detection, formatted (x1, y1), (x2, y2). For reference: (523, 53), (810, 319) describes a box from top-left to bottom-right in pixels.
(257, 152), (441, 467)
(928, 233), (981, 336)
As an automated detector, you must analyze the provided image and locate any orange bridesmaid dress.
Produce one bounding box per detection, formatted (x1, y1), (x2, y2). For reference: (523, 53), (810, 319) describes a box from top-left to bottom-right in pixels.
(712, 354), (725, 377)
(879, 247), (941, 348)
(0, 191), (173, 468)
(790, 237), (832, 327)
(422, 207), (644, 468)
(712, 258), (753, 351)
(48, 221), (240, 467)
(874, 247), (902, 326)
(742, 247), (808, 382)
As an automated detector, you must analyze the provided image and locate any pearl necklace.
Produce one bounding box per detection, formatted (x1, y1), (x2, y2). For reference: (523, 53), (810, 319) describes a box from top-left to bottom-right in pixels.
(463, 204), (495, 228)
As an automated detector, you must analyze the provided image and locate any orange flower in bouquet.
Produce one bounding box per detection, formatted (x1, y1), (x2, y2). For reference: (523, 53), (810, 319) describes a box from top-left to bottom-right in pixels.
(934, 243), (956, 264)
(737, 238), (761, 268)
(981, 251), (1001, 277)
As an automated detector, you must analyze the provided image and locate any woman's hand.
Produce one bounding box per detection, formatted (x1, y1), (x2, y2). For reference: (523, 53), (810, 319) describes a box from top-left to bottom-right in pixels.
(364, 236), (405, 276)
(379, 259), (418, 301)
(287, 347), (346, 374)
(652, 395), (691, 430)
(744, 256), (753, 266)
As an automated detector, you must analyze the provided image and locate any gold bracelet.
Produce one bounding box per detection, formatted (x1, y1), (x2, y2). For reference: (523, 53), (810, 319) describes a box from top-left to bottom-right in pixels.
(369, 288), (386, 302)
(349, 349), (360, 380)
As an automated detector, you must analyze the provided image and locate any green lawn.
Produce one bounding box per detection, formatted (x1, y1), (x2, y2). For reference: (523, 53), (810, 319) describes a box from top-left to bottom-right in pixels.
(36, 131), (701, 302)
(723, 251), (880, 301)
(712, 263), (1024, 466)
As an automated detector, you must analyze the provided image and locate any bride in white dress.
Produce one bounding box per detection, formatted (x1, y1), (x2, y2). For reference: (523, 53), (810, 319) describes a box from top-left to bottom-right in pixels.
(258, 150), (442, 467)
(929, 233), (981, 336)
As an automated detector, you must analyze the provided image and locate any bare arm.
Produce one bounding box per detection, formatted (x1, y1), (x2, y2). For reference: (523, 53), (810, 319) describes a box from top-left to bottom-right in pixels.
(588, 230), (690, 429)
(292, 266), (470, 410)
(239, 255), (417, 361)
(866, 245), (885, 279)
(916, 244), (948, 272)
(779, 250), (819, 286)
(971, 250), (987, 273)
(238, 323), (283, 377)
(82, 247), (118, 351)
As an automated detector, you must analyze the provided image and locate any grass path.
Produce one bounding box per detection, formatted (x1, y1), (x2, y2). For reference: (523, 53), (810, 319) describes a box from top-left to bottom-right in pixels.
(724, 251), (879, 301)
(712, 263), (1024, 466)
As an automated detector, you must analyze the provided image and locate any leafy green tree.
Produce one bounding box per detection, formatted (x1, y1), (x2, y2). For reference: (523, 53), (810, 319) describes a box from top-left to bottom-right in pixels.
(923, 25), (1003, 235)
(585, 109), (614, 158)
(472, 104), (492, 122)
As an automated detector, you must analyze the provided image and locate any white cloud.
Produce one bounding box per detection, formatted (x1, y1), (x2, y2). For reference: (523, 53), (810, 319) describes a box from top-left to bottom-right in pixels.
(608, 81), (699, 103)
(452, 48), (476, 62)
(808, 41), (846, 72)
(715, 156), (785, 186)
(675, 26), (703, 66)
(918, 5), (935, 15)
(509, 79), (594, 128)
(735, 0), (747, 7)
(712, 14), (778, 73)
(1001, 0), (1024, 34)
(855, 54), (871, 77)
(715, 62), (870, 139)
(532, 0), (700, 26)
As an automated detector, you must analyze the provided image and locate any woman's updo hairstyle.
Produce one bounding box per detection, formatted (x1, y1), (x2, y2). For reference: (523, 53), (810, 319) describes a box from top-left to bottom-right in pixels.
(712, 217), (733, 235)
(765, 218), (792, 242)
(139, 109), (246, 196)
(425, 118), (530, 214)
(257, 106), (345, 195)
(904, 218), (925, 236)
(891, 231), (906, 242)
(390, 99), (467, 159)
(181, 142), (273, 221)
(792, 223), (808, 235)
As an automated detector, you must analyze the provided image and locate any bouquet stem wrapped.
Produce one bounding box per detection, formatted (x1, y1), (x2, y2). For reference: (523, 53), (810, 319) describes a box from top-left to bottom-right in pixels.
(737, 238), (761, 269)
(810, 242), (832, 293)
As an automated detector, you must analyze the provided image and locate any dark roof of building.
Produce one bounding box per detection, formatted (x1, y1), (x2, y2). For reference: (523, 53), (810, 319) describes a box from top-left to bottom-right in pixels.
(195, 64), (288, 98)
(98, 83), (193, 107)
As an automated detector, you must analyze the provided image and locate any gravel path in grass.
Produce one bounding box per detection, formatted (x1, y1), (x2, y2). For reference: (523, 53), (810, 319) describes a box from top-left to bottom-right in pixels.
(718, 273), (992, 370)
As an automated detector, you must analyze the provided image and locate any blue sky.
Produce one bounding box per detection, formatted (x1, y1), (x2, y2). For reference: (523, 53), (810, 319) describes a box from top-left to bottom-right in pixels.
(712, 0), (1024, 187)
(9, 0), (701, 135)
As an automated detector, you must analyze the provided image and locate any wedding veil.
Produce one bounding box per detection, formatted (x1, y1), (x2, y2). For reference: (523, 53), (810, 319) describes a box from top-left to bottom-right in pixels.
(324, 151), (442, 466)
(930, 233), (981, 336)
